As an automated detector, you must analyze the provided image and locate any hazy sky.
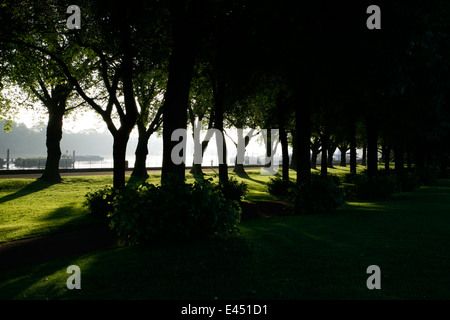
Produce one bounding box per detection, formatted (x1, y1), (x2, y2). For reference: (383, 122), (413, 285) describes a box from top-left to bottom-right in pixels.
(17, 106), (109, 134)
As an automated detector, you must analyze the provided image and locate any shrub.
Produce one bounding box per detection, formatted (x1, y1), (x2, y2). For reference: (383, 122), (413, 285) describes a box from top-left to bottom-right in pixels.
(343, 172), (358, 184)
(108, 178), (241, 245)
(397, 171), (422, 192)
(216, 177), (248, 202)
(288, 173), (345, 215)
(84, 186), (117, 219)
(350, 171), (399, 200)
(267, 177), (296, 198)
(414, 167), (438, 186)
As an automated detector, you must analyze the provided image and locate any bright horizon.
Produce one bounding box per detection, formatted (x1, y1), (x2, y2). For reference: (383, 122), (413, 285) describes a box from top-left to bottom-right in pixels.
(6, 106), (289, 167)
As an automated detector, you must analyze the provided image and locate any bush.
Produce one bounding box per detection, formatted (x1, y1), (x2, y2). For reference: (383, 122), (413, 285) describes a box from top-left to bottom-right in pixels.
(216, 177), (248, 202)
(267, 177), (296, 198)
(397, 171), (422, 192)
(108, 178), (241, 245)
(343, 172), (358, 184)
(349, 171), (399, 200)
(84, 186), (117, 219)
(288, 173), (345, 215)
(414, 167), (438, 186)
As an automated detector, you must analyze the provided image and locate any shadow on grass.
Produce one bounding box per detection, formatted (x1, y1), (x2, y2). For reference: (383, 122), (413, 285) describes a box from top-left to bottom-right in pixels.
(0, 236), (252, 299)
(126, 175), (148, 187)
(234, 170), (272, 186)
(0, 179), (54, 205)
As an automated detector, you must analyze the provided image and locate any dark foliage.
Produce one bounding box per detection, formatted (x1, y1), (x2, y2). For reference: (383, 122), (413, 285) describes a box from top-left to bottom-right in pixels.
(288, 173), (345, 215)
(267, 177), (296, 198)
(215, 177), (248, 202)
(84, 186), (117, 219)
(85, 178), (241, 245)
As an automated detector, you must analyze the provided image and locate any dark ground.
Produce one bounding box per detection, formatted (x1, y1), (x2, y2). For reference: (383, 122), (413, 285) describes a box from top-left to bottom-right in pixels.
(0, 200), (290, 272)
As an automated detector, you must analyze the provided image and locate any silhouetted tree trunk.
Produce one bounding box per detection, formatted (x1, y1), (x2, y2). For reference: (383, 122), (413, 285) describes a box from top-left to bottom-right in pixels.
(161, 0), (199, 184)
(113, 21), (138, 189)
(321, 127), (329, 176)
(383, 144), (390, 172)
(415, 143), (426, 169)
(132, 124), (151, 179)
(290, 131), (297, 171)
(233, 135), (251, 176)
(275, 92), (289, 181)
(41, 106), (65, 182)
(279, 125), (289, 182)
(189, 113), (214, 177)
(395, 145), (404, 174)
(213, 55), (228, 183)
(295, 90), (311, 187)
(361, 144), (367, 166)
(338, 145), (349, 167)
(349, 120), (357, 174)
(366, 117), (378, 177)
(406, 149), (412, 170)
(40, 85), (72, 183)
(311, 147), (320, 169)
(112, 130), (131, 188)
(190, 139), (212, 176)
(327, 143), (337, 168)
(132, 105), (163, 179)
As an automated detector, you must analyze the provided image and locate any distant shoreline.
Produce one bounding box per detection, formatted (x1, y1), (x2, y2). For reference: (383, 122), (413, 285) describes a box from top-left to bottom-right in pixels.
(0, 165), (271, 179)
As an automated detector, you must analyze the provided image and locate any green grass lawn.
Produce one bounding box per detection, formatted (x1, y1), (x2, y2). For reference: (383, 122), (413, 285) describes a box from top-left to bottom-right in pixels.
(0, 169), (281, 243)
(1, 166), (449, 299)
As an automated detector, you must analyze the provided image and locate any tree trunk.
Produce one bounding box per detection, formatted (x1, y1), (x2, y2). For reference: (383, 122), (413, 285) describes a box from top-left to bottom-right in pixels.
(190, 117), (214, 176)
(321, 129), (329, 176)
(415, 143), (426, 169)
(311, 148), (320, 169)
(213, 51), (228, 183)
(366, 118), (378, 177)
(406, 149), (412, 170)
(161, 2), (197, 184)
(327, 144), (336, 168)
(131, 124), (150, 179)
(233, 134), (251, 176)
(361, 144), (367, 166)
(339, 146), (348, 167)
(394, 145), (404, 174)
(114, 18), (138, 188)
(349, 120), (357, 174)
(383, 144), (390, 172)
(40, 85), (71, 183)
(327, 142), (337, 168)
(275, 92), (289, 181)
(112, 130), (130, 189)
(295, 93), (311, 187)
(40, 105), (64, 183)
(290, 131), (297, 171)
(280, 125), (289, 181)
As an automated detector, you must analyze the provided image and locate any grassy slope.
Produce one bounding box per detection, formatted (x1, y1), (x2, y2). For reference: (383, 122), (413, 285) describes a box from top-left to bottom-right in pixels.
(0, 174), (449, 299)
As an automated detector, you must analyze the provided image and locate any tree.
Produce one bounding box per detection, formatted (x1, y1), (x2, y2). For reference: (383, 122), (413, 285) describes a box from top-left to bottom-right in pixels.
(0, 3), (91, 182)
(161, 0), (205, 184)
(2, 0), (171, 188)
(131, 66), (167, 179)
(187, 64), (215, 177)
